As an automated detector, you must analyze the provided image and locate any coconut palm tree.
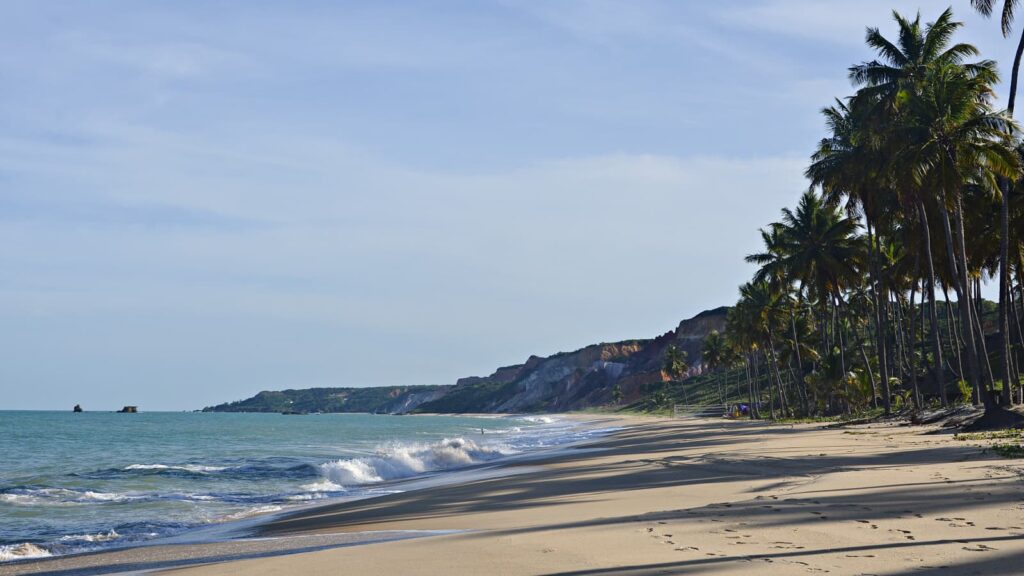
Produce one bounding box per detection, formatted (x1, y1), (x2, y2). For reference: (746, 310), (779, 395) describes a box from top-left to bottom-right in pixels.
(736, 281), (790, 418)
(807, 97), (895, 403)
(726, 301), (762, 419)
(746, 190), (862, 413)
(663, 345), (689, 405)
(971, 0), (1024, 406)
(701, 330), (728, 405)
(898, 60), (1020, 409)
(849, 8), (1019, 409)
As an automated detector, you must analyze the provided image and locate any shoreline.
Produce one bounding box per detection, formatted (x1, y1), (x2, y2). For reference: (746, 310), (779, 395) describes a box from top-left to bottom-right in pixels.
(0, 413), (631, 575)
(5, 414), (1024, 575)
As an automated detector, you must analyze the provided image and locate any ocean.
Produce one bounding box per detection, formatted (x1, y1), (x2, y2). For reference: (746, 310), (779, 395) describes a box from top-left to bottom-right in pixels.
(0, 411), (603, 562)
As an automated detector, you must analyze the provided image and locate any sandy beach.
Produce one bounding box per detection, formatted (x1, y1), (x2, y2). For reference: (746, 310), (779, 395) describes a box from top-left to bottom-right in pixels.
(5, 415), (1024, 576)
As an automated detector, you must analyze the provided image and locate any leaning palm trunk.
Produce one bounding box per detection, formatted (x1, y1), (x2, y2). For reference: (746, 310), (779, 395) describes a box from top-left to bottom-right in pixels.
(998, 26), (1024, 406)
(918, 200), (947, 403)
(953, 200), (995, 409)
(939, 202), (983, 403)
(790, 309), (811, 416)
(943, 287), (964, 381)
(1010, 275), (1024, 401)
(908, 252), (922, 407)
(866, 222), (892, 412)
(972, 279), (996, 388)
(765, 330), (786, 418)
(744, 356), (756, 419)
(999, 177), (1013, 405)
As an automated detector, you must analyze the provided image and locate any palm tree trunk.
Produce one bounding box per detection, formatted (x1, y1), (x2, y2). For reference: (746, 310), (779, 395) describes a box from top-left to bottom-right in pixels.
(998, 26), (1024, 408)
(1010, 276), (1024, 401)
(943, 287), (964, 381)
(765, 328), (787, 419)
(790, 309), (810, 416)
(953, 200), (995, 410)
(908, 249), (922, 407)
(940, 203), (984, 403)
(973, 279), (996, 389)
(744, 356), (755, 419)
(866, 221), (892, 410)
(918, 200), (946, 404)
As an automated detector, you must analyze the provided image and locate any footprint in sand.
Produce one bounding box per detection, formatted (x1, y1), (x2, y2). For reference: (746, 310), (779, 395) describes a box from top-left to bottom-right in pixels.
(963, 544), (997, 552)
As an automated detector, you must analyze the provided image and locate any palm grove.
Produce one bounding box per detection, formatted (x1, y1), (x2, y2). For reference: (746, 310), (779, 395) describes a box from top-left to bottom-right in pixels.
(671, 5), (1024, 422)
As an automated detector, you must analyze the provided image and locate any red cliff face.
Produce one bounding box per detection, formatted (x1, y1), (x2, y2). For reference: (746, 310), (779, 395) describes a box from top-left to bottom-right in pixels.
(414, 307), (730, 413)
(206, 307), (734, 415)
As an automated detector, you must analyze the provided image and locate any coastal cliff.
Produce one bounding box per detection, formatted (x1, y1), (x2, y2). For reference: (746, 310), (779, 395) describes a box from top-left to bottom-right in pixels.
(202, 307), (727, 414)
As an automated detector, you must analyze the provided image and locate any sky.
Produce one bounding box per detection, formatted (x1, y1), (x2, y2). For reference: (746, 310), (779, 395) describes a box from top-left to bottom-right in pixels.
(0, 1), (1017, 410)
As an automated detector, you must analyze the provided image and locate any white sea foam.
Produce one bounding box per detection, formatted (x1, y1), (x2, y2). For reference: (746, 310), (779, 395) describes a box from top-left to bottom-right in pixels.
(125, 464), (227, 473)
(58, 530), (120, 543)
(299, 480), (345, 493)
(318, 437), (513, 486)
(222, 505), (282, 520)
(519, 415), (557, 424)
(0, 488), (136, 506)
(0, 543), (52, 562)
(284, 493), (327, 501)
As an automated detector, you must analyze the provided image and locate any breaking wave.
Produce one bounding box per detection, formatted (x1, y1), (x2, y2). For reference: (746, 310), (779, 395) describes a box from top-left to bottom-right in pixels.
(124, 464), (226, 473)
(519, 416), (557, 424)
(0, 543), (51, 562)
(59, 530), (120, 543)
(318, 437), (513, 486)
(0, 488), (138, 506)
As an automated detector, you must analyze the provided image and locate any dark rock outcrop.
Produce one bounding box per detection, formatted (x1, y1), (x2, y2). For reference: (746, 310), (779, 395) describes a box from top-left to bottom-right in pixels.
(73, 404), (83, 413)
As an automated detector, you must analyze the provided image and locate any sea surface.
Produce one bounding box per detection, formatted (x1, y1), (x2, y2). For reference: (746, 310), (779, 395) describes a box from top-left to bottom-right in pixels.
(0, 411), (602, 562)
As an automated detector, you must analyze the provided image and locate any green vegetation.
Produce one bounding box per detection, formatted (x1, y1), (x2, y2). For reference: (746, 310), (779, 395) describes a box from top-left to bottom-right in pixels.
(990, 443), (1024, 457)
(955, 429), (1024, 441)
(631, 6), (1024, 424)
(202, 386), (445, 414)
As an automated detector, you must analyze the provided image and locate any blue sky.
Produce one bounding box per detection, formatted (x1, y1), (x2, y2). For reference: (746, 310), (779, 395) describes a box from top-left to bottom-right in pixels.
(0, 1), (1015, 410)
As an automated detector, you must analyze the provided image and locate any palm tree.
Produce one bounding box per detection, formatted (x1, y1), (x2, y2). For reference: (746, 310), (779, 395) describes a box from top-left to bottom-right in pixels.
(899, 60), (1020, 409)
(806, 95), (905, 407)
(726, 301), (762, 419)
(850, 8), (1018, 409)
(971, 0), (1024, 406)
(808, 97), (896, 405)
(737, 281), (790, 418)
(663, 344), (689, 405)
(747, 190), (861, 414)
(701, 330), (728, 405)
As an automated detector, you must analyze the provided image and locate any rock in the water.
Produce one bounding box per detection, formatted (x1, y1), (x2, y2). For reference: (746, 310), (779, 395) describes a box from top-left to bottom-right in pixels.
(117, 406), (138, 413)
(73, 404), (83, 412)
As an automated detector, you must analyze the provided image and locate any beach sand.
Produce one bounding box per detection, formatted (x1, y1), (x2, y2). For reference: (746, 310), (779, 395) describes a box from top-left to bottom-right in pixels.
(5, 415), (1024, 575)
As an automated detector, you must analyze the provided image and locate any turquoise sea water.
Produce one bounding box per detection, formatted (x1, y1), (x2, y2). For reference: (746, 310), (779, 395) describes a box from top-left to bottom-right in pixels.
(0, 411), (594, 561)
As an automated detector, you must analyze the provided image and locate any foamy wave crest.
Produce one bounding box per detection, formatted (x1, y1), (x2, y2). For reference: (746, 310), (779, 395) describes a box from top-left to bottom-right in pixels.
(222, 505), (282, 520)
(0, 543), (51, 562)
(520, 416), (557, 424)
(318, 437), (513, 486)
(299, 480), (345, 493)
(0, 488), (137, 506)
(125, 464), (226, 473)
(59, 530), (120, 543)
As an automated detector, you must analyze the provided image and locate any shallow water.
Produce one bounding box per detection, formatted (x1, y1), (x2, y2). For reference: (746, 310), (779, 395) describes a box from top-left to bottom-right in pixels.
(0, 411), (593, 560)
